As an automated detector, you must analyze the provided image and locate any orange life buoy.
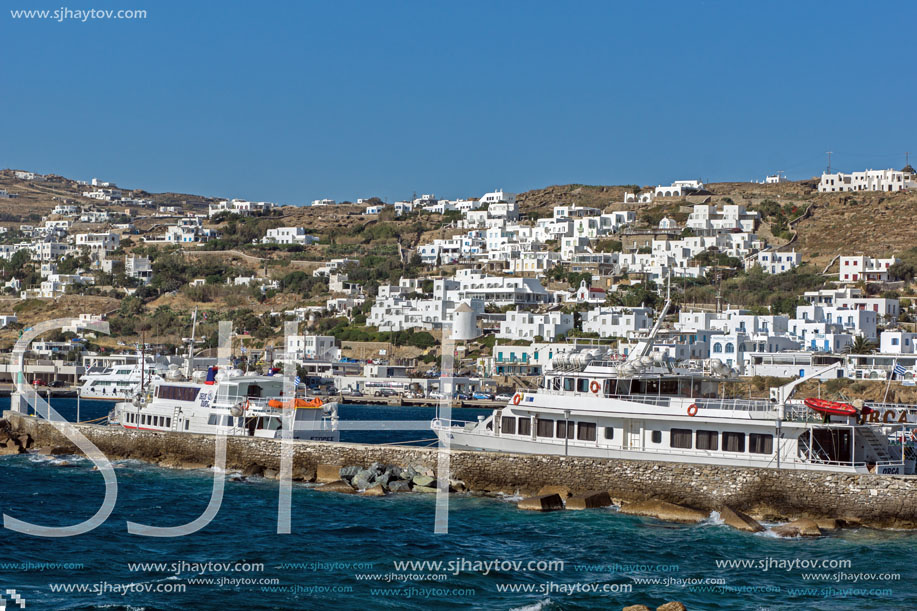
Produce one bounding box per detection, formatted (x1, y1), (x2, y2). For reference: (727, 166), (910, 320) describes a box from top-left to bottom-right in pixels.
(687, 403), (698, 417)
(590, 380), (600, 394)
(512, 394), (522, 405)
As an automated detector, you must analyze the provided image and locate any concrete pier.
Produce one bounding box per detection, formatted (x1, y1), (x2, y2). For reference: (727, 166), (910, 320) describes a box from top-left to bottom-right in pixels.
(5, 411), (917, 528)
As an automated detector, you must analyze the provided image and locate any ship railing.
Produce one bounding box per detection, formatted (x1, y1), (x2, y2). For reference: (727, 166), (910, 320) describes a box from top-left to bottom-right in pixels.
(431, 418), (477, 432)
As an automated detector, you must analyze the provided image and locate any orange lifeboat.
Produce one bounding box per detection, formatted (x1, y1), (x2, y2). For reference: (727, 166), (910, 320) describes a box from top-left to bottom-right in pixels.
(803, 398), (857, 417)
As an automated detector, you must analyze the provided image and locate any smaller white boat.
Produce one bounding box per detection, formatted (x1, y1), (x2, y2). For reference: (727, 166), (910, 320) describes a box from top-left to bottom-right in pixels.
(109, 367), (339, 441)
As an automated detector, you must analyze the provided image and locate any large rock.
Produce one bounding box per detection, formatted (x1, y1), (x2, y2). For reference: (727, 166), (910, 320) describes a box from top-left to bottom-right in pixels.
(657, 603), (687, 611)
(412, 475), (436, 487)
(315, 464), (344, 484)
(375, 471), (392, 488)
(719, 506), (764, 533)
(772, 519), (822, 538)
(339, 466), (361, 482)
(814, 518), (846, 531)
(352, 469), (376, 490)
(387, 480), (411, 493)
(413, 485), (439, 493)
(411, 464), (434, 477)
(537, 485), (572, 498)
(388, 466), (404, 479)
(566, 491), (613, 510)
(518, 494), (565, 512)
(242, 464), (264, 477)
(619, 500), (708, 524)
(362, 484), (386, 497)
(16, 434), (32, 449)
(316, 480), (356, 494)
(622, 606), (651, 611)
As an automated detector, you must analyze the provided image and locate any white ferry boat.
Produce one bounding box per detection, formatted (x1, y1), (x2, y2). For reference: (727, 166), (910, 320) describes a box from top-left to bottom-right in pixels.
(433, 299), (913, 474)
(79, 362), (165, 400)
(109, 367), (339, 441)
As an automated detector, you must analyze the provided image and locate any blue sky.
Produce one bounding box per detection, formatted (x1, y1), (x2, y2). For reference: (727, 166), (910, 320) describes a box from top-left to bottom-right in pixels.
(2, 1), (915, 204)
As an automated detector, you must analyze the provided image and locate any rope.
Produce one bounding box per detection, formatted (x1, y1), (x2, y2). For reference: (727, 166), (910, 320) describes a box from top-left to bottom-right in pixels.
(373, 438), (439, 446)
(76, 416), (108, 424)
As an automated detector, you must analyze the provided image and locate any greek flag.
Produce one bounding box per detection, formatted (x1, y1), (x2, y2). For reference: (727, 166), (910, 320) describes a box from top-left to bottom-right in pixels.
(294, 376), (301, 386)
(894, 363), (907, 379)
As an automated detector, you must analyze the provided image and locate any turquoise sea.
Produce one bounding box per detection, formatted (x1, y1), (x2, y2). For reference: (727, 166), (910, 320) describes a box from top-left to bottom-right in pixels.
(0, 398), (915, 610)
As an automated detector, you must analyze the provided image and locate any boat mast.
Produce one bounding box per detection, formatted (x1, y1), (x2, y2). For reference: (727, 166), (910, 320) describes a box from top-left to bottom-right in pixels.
(186, 307), (198, 379)
(627, 273), (672, 363)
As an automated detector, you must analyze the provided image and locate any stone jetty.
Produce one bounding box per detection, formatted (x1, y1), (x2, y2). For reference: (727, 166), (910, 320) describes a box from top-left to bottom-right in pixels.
(5, 411), (917, 529)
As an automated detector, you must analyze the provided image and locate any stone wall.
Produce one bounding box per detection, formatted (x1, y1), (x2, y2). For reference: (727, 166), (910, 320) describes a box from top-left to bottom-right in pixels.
(7, 412), (917, 528)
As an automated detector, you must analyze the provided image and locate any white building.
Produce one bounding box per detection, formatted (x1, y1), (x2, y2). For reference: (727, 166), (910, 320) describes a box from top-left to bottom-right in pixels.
(497, 309), (574, 341)
(262, 227), (317, 246)
(838, 255), (899, 283)
(285, 335), (339, 362)
(746, 250), (801, 274)
(76, 233), (122, 255)
(582, 306), (653, 339)
(125, 256), (152, 283)
(655, 180), (704, 198)
(818, 169), (915, 193)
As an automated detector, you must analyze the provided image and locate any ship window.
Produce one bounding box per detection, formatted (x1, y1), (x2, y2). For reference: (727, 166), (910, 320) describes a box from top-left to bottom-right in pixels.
(722, 432), (745, 453)
(577, 422), (596, 441)
(749, 434), (773, 454)
(207, 414), (219, 426)
(660, 379), (679, 395)
(501, 416), (516, 435)
(184, 420), (189, 430)
(696, 430), (718, 450)
(576, 378), (589, 393)
(604, 427), (614, 440)
(603, 380), (613, 397)
(518, 417), (531, 436)
(165, 417), (171, 428)
(651, 430), (662, 444)
(536, 419), (554, 437)
(670, 428), (692, 449)
(616, 378), (632, 395)
(556, 421), (575, 439)
(552, 378), (560, 391)
(157, 385), (200, 402)
(563, 378), (574, 392)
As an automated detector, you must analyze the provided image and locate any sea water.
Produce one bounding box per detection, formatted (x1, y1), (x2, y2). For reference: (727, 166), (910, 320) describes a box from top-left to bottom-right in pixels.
(0, 398), (914, 610)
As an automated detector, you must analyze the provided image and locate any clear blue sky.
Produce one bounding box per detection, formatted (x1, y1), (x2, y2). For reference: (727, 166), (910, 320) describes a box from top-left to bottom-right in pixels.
(2, 1), (915, 204)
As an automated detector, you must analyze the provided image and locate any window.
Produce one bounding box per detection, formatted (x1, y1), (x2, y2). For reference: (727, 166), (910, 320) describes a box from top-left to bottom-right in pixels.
(563, 378), (574, 392)
(603, 380), (613, 397)
(713, 342), (722, 352)
(577, 422), (596, 441)
(184, 420), (189, 431)
(670, 428), (692, 449)
(604, 427), (614, 440)
(696, 430), (718, 450)
(749, 434), (773, 454)
(501, 416), (516, 435)
(536, 419), (554, 437)
(576, 378), (589, 393)
(722, 432), (745, 452)
(207, 414), (219, 426)
(157, 385), (201, 402)
(556, 421), (575, 439)
(518, 417), (531, 436)
(651, 430), (662, 444)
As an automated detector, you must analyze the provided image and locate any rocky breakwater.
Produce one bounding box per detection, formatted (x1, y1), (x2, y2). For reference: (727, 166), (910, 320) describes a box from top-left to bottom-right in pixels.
(5, 412), (917, 528)
(312, 462), (466, 496)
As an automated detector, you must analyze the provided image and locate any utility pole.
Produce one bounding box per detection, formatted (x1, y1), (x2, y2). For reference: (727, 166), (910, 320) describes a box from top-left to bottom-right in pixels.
(826, 151), (833, 174)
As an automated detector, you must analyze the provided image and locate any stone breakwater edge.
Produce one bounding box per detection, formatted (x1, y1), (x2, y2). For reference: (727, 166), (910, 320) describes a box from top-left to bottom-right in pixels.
(5, 411), (917, 533)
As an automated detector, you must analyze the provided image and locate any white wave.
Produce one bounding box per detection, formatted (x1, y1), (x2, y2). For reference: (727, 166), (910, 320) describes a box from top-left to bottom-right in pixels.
(496, 490), (523, 502)
(510, 598), (552, 611)
(701, 510), (724, 526)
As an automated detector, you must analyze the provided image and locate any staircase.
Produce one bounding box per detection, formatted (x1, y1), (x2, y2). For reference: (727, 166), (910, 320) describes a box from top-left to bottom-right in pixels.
(859, 427), (894, 462)
(171, 406), (181, 432)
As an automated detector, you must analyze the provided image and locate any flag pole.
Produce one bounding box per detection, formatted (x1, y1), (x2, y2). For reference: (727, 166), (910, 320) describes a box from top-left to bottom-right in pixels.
(883, 357), (897, 404)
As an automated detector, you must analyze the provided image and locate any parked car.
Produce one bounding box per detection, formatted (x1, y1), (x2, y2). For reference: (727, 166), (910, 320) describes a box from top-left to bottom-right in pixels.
(31, 379), (45, 387)
(473, 391), (494, 401)
(373, 388), (398, 397)
(49, 380), (67, 388)
(344, 389), (364, 397)
(454, 392), (471, 401)
(428, 392), (446, 400)
(495, 393), (513, 402)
